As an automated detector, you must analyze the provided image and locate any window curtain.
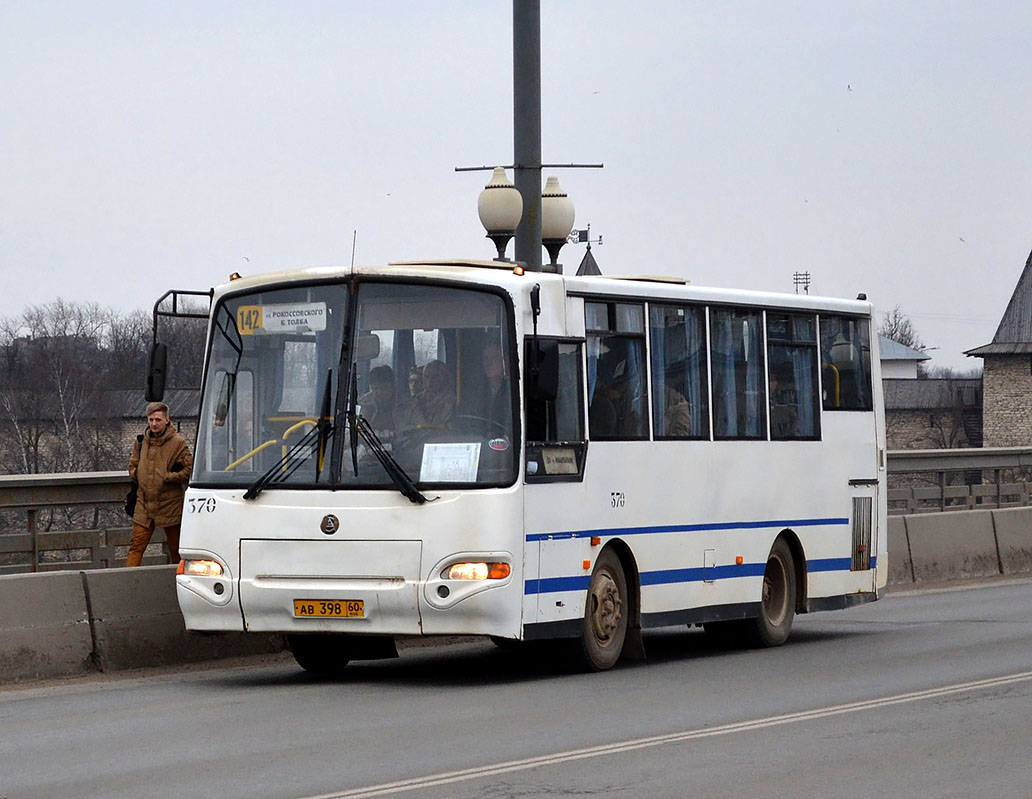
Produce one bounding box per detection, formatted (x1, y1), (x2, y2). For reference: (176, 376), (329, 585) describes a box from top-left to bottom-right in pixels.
(791, 347), (816, 437)
(626, 338), (646, 433)
(742, 315), (763, 438)
(650, 315), (668, 435)
(684, 309), (705, 435)
(712, 311), (737, 437)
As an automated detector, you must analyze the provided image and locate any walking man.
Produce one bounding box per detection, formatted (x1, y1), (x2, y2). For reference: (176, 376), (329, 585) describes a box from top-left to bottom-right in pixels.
(126, 401), (192, 567)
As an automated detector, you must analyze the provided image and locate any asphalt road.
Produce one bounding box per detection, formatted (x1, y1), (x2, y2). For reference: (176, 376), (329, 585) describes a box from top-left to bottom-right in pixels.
(2, 579), (1031, 799)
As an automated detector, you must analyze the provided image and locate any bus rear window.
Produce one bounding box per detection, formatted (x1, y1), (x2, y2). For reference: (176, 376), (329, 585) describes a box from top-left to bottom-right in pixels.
(820, 316), (873, 411)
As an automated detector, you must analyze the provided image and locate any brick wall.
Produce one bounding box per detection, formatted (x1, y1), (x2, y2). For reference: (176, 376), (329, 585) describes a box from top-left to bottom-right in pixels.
(983, 356), (1032, 447)
(886, 409), (971, 450)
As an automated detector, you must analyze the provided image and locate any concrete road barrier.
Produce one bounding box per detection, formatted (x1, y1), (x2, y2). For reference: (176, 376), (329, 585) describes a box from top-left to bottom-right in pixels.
(886, 516), (913, 585)
(0, 571), (94, 682)
(2, 506), (1031, 684)
(991, 507), (1032, 576)
(905, 510), (1001, 582)
(83, 565), (283, 672)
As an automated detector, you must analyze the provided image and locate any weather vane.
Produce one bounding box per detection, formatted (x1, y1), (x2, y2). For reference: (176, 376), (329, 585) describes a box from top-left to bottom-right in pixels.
(568, 223), (603, 247)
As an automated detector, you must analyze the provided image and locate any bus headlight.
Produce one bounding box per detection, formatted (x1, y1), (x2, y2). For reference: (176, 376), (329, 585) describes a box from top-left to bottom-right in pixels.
(445, 562), (511, 581)
(177, 559), (225, 578)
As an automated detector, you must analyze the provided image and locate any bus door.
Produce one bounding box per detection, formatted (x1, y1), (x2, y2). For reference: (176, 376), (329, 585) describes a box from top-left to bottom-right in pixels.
(523, 337), (589, 622)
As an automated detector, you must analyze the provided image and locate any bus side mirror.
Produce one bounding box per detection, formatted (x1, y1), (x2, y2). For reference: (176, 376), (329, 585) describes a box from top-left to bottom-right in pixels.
(527, 339), (559, 402)
(146, 342), (168, 402)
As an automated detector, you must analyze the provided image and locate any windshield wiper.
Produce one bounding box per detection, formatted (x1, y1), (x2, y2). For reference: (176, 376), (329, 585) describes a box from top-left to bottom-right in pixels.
(353, 414), (430, 505)
(243, 423), (332, 500)
(315, 369), (334, 483)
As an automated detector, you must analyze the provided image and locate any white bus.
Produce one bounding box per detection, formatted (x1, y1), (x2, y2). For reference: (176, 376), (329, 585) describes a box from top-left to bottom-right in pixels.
(165, 259), (886, 672)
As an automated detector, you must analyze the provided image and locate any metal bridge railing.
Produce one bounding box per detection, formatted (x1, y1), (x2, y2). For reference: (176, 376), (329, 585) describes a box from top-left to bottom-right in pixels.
(2, 447), (1031, 574)
(0, 472), (170, 574)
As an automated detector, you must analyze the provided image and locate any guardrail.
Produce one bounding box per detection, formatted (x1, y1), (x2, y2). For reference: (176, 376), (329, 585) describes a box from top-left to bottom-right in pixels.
(2, 447), (1032, 574)
(887, 447), (1032, 514)
(0, 472), (170, 574)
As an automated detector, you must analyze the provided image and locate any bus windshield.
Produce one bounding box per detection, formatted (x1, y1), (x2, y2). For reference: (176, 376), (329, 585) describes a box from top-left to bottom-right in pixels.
(193, 280), (518, 491)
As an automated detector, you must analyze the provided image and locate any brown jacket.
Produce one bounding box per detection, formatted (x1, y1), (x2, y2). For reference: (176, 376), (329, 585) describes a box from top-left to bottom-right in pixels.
(128, 423), (193, 527)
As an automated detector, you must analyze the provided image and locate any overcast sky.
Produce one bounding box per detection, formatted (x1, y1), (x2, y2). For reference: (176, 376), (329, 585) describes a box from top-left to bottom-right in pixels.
(2, 1), (1029, 369)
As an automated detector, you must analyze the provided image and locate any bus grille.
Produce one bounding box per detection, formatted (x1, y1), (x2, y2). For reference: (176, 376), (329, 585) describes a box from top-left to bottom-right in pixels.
(851, 496), (873, 571)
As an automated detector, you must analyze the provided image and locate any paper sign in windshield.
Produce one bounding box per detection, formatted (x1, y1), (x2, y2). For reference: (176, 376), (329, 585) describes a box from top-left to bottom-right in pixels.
(237, 302), (327, 335)
(420, 442), (481, 483)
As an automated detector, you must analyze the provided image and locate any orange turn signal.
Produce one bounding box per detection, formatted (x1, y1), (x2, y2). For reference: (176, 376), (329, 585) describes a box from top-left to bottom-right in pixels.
(736, 555), (744, 565)
(583, 560), (591, 571)
(513, 265), (525, 276)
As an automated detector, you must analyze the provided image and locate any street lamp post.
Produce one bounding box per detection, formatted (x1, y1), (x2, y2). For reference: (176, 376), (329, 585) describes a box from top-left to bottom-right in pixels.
(477, 167), (523, 262)
(513, 0), (542, 272)
(541, 175), (575, 272)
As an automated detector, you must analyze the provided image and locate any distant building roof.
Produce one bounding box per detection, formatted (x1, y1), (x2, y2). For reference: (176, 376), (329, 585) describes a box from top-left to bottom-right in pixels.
(882, 378), (982, 410)
(574, 245), (602, 277)
(110, 389), (200, 420)
(878, 335), (931, 362)
(966, 246), (1032, 357)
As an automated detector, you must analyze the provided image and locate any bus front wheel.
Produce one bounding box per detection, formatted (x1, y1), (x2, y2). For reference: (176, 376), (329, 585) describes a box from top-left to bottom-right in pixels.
(287, 634), (351, 676)
(750, 538), (796, 647)
(576, 548), (629, 671)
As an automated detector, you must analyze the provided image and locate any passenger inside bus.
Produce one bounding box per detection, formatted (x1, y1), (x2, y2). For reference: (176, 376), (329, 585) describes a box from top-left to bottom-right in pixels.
(358, 365), (422, 449)
(768, 365), (799, 438)
(661, 383), (692, 437)
(458, 340), (511, 433)
(590, 359), (644, 438)
(416, 359), (455, 426)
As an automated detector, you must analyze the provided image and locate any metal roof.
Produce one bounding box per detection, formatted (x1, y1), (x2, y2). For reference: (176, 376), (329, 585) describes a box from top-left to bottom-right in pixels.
(966, 246), (1032, 357)
(882, 378), (982, 410)
(878, 335), (931, 361)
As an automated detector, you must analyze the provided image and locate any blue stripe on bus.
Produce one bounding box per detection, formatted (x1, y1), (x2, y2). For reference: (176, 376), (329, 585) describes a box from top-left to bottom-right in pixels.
(525, 517), (849, 543)
(523, 556), (877, 595)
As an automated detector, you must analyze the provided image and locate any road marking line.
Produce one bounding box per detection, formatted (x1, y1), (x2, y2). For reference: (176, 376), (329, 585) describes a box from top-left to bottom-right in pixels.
(300, 670), (1032, 799)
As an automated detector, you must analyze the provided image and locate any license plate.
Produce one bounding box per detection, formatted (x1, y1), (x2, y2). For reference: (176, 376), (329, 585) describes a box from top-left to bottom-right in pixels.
(293, 599), (365, 618)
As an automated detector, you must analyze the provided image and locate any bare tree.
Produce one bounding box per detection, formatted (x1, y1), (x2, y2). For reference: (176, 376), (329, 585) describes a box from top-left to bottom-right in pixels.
(879, 305), (924, 351)
(0, 300), (125, 475)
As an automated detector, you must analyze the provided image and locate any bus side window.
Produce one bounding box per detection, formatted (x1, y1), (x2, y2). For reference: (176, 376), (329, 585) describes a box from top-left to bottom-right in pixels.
(525, 339), (587, 481)
(711, 308), (766, 440)
(586, 302), (648, 441)
(819, 315), (873, 411)
(649, 303), (709, 439)
(766, 313), (820, 440)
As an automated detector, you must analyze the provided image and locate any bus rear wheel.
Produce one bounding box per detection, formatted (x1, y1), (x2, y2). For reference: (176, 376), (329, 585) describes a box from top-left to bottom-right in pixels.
(287, 634), (352, 676)
(575, 549), (628, 671)
(749, 538), (796, 647)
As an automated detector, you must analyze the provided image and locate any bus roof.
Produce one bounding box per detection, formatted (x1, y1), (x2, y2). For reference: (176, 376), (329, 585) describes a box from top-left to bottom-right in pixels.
(209, 259), (874, 317)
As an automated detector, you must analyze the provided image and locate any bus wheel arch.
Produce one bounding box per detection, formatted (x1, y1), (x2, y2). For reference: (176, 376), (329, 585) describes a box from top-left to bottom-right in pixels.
(750, 534), (801, 647)
(776, 528), (808, 615)
(575, 542), (641, 670)
(606, 539), (644, 663)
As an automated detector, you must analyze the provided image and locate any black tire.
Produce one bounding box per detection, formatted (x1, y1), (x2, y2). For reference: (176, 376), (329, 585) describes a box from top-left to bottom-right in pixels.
(748, 538), (797, 647)
(575, 548), (629, 671)
(287, 634), (352, 676)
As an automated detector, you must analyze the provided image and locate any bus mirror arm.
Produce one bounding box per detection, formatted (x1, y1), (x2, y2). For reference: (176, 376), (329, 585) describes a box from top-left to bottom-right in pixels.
(145, 342), (167, 402)
(527, 284), (559, 401)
